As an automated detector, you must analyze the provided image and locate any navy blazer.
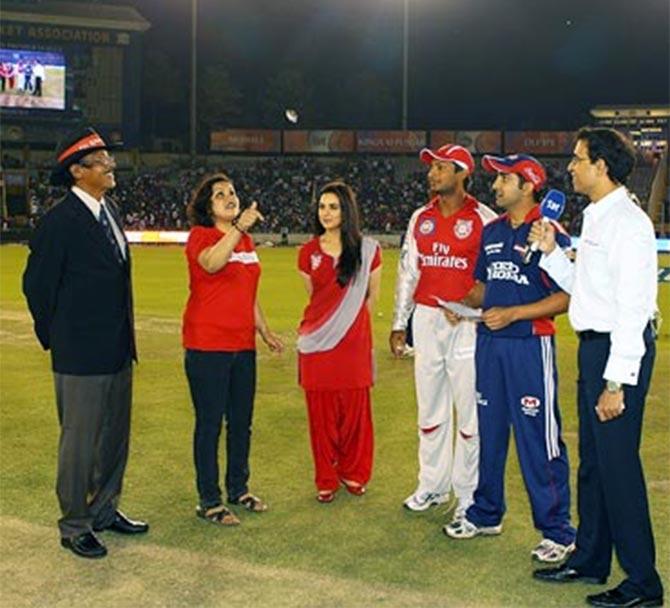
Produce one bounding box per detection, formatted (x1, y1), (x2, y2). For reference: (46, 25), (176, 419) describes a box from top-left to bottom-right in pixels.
(23, 191), (137, 375)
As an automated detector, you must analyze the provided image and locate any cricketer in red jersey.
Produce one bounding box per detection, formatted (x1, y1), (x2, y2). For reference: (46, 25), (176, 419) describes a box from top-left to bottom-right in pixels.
(390, 144), (497, 518)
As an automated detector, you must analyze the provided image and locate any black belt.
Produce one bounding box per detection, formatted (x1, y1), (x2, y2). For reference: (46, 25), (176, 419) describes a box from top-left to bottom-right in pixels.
(577, 321), (655, 342)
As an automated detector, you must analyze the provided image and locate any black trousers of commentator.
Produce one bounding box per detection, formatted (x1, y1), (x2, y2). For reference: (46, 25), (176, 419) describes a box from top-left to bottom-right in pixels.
(54, 365), (132, 538)
(184, 349), (256, 508)
(567, 326), (663, 598)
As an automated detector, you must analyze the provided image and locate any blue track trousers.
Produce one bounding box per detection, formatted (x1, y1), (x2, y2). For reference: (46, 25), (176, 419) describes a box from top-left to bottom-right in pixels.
(466, 333), (575, 546)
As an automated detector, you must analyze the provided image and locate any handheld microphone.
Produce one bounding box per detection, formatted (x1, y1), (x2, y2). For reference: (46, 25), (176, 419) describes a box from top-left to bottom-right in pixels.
(523, 189), (566, 265)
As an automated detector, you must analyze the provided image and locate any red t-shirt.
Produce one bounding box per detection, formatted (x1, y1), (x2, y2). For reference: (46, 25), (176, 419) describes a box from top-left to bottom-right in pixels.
(297, 237), (381, 390)
(182, 226), (261, 351)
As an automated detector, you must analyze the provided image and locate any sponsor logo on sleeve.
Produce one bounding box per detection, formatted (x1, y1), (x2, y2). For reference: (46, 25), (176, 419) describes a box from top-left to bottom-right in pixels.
(477, 391), (488, 407)
(229, 251), (260, 265)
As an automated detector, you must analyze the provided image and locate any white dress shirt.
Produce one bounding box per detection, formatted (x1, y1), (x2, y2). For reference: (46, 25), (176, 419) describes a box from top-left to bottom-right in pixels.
(72, 186), (127, 260)
(540, 186), (657, 385)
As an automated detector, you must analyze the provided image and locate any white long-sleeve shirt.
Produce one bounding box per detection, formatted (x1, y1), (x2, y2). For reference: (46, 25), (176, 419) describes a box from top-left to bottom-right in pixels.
(540, 186), (657, 385)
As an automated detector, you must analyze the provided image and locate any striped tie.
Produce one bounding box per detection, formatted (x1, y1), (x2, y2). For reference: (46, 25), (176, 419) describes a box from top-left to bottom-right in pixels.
(99, 204), (124, 264)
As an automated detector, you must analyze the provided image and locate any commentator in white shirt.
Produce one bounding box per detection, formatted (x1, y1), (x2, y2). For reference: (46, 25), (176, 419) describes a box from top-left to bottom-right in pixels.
(530, 127), (663, 608)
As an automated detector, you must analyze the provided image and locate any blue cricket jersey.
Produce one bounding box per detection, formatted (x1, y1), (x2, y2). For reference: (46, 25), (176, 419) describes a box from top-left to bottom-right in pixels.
(474, 205), (571, 338)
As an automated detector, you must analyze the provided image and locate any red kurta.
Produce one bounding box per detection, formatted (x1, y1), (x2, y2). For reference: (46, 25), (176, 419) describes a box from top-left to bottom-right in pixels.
(297, 238), (381, 390)
(298, 236), (382, 492)
(182, 226), (260, 351)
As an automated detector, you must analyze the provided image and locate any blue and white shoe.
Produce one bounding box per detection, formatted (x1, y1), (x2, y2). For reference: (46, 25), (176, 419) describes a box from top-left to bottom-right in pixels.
(403, 490), (449, 512)
(443, 516), (503, 539)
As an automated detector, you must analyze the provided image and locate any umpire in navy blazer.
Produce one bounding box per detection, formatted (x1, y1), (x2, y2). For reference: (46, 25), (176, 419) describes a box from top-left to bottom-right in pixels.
(23, 127), (148, 559)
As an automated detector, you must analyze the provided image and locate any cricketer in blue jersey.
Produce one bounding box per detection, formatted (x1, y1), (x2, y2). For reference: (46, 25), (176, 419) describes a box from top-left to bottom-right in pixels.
(444, 154), (577, 564)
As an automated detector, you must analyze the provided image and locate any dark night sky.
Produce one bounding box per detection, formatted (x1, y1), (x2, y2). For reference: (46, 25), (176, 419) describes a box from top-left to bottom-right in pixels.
(104, 0), (669, 130)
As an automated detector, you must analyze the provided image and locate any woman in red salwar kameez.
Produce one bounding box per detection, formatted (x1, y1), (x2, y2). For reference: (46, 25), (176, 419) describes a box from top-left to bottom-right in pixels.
(297, 181), (382, 503)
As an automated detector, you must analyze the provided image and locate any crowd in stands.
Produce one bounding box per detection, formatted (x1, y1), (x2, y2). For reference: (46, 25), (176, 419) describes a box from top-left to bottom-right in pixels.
(16, 155), (594, 236)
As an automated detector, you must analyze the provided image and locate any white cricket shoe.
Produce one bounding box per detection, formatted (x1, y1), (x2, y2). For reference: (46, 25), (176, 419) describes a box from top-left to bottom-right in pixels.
(531, 539), (576, 563)
(443, 517), (503, 539)
(403, 491), (448, 512)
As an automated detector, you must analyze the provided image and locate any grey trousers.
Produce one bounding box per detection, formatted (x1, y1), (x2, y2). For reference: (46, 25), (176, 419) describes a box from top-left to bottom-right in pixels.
(53, 365), (132, 538)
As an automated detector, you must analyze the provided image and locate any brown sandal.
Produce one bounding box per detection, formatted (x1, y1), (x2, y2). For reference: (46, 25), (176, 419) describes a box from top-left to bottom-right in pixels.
(196, 504), (240, 526)
(230, 493), (268, 513)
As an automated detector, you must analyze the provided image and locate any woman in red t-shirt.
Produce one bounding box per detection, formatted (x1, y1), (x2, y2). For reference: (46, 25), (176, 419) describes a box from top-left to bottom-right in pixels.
(182, 173), (283, 526)
(297, 181), (382, 503)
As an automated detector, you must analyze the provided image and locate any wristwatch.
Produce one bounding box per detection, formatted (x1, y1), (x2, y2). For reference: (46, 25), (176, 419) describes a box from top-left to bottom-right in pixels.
(605, 380), (622, 393)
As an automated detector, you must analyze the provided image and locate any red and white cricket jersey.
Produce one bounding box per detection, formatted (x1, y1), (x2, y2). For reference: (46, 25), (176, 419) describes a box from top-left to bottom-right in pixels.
(392, 195), (497, 329)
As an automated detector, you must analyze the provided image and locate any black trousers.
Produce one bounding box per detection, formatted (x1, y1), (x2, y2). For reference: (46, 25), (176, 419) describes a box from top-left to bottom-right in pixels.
(53, 365), (132, 538)
(184, 349), (256, 507)
(567, 326), (662, 598)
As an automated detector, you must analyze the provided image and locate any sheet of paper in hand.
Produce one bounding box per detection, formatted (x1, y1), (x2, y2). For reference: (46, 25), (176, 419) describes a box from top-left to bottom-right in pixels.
(433, 296), (482, 320)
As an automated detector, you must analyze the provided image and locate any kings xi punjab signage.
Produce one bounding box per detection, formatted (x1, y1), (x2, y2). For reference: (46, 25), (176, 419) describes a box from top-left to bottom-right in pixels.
(356, 131), (426, 153)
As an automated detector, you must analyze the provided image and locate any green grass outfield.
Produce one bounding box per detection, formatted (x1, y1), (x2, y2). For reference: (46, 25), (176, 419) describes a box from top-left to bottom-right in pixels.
(1, 244), (668, 608)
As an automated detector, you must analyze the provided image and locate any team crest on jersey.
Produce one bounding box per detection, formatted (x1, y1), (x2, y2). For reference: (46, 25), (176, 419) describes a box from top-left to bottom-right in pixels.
(310, 253), (322, 270)
(418, 218), (436, 236)
(521, 395), (541, 417)
(454, 219), (473, 239)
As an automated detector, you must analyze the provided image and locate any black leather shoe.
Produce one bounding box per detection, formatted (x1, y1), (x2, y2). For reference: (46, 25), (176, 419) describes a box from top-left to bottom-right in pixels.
(533, 564), (607, 585)
(586, 588), (664, 607)
(95, 510), (149, 535)
(60, 532), (107, 559)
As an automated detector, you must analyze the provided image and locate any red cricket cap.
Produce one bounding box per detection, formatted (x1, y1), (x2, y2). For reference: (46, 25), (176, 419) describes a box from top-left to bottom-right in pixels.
(419, 144), (475, 174)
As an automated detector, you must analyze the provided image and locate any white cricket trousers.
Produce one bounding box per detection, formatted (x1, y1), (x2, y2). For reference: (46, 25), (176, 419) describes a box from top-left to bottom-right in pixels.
(412, 304), (478, 507)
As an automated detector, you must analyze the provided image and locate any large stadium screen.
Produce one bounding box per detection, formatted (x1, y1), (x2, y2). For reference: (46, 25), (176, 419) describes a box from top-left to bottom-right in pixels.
(0, 49), (66, 111)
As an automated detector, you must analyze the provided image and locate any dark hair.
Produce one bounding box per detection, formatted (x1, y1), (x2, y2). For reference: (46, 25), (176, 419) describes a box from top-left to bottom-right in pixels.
(453, 163), (471, 191)
(314, 181), (362, 287)
(186, 172), (232, 227)
(576, 127), (636, 185)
